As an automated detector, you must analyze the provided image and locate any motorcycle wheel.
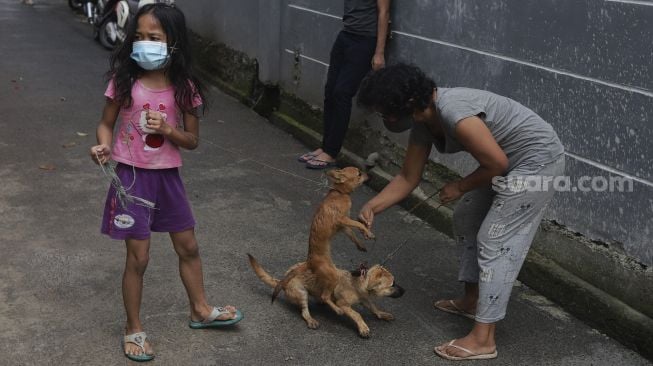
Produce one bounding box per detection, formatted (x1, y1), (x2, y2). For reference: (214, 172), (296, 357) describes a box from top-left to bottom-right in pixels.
(98, 16), (117, 50)
(68, 0), (83, 10)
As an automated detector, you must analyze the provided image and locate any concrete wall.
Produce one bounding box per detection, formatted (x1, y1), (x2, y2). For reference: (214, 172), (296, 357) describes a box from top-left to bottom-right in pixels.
(178, 0), (652, 268)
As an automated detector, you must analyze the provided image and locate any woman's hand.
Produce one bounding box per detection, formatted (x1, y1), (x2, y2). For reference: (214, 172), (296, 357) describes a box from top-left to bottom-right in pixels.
(145, 110), (172, 136)
(359, 203), (375, 229)
(439, 181), (464, 204)
(90, 144), (111, 165)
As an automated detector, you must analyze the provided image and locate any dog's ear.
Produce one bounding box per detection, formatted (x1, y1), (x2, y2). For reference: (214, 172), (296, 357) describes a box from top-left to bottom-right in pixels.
(326, 169), (346, 183)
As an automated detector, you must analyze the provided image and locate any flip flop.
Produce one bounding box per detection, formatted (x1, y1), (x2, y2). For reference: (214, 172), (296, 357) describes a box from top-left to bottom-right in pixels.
(434, 339), (498, 361)
(305, 159), (337, 170)
(297, 152), (318, 163)
(123, 331), (155, 362)
(189, 306), (244, 329)
(433, 299), (475, 320)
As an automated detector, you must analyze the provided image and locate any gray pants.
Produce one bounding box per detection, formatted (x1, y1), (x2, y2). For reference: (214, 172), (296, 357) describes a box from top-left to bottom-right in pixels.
(453, 155), (565, 323)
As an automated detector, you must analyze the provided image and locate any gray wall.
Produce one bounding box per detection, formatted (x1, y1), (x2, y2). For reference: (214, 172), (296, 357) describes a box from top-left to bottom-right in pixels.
(177, 0), (653, 266)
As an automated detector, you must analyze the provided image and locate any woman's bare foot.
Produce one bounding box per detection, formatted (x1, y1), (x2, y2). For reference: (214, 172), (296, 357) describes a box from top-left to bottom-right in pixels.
(434, 335), (496, 359)
(298, 148), (324, 163)
(433, 299), (476, 319)
(311, 152), (335, 163)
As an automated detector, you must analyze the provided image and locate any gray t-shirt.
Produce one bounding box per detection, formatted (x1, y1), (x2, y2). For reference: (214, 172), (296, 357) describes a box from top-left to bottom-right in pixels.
(409, 87), (564, 172)
(343, 0), (378, 37)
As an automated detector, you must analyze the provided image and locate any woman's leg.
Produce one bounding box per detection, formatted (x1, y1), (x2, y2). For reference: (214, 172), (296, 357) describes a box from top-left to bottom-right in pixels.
(170, 228), (237, 321)
(435, 187), (494, 314)
(436, 157), (564, 358)
(123, 237), (154, 356)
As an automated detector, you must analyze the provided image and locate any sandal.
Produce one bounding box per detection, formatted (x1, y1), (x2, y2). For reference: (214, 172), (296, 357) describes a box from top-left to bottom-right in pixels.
(433, 299), (475, 320)
(297, 151), (319, 163)
(434, 339), (498, 360)
(189, 306), (244, 329)
(305, 159), (337, 170)
(123, 331), (154, 362)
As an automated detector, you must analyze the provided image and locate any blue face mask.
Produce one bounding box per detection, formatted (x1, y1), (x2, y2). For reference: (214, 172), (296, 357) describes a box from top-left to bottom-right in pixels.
(130, 41), (169, 70)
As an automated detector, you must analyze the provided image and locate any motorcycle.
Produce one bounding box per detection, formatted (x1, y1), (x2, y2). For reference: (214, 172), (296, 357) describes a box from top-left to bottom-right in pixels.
(68, 0), (83, 10)
(69, 0), (99, 24)
(94, 0), (172, 50)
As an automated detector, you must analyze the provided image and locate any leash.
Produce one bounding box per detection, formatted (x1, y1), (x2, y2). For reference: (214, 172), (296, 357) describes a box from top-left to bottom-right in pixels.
(380, 188), (445, 266)
(199, 133), (449, 266)
(95, 150), (156, 210)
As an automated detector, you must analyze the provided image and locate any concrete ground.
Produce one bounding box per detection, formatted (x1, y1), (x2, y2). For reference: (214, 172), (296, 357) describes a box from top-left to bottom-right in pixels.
(0, 0), (650, 365)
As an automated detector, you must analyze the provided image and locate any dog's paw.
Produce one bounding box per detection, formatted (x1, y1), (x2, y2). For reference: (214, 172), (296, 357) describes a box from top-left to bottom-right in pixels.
(306, 318), (320, 329)
(358, 325), (371, 338)
(376, 311), (395, 321)
(364, 231), (376, 240)
(356, 244), (368, 252)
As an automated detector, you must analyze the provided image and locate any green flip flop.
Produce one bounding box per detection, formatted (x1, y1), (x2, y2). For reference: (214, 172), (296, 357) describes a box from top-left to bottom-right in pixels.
(189, 306), (244, 329)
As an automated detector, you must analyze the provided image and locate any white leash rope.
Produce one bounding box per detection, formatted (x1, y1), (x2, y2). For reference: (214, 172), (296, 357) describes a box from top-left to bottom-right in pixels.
(200, 135), (446, 266)
(94, 151), (155, 210)
(199, 138), (329, 190)
(380, 188), (444, 266)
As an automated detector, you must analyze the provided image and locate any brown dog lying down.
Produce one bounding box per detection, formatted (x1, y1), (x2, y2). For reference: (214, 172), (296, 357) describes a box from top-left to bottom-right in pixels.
(248, 255), (404, 337)
(295, 167), (376, 315)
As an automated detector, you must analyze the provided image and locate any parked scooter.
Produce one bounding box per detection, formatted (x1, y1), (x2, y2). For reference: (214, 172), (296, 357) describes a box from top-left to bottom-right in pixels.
(68, 0), (83, 10)
(94, 0), (171, 50)
(69, 0), (99, 24)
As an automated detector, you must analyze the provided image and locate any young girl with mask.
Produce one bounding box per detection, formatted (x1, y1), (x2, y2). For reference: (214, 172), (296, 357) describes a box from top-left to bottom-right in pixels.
(90, 4), (242, 362)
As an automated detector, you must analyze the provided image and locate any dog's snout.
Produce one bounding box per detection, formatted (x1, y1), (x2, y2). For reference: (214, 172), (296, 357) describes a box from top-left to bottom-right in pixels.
(390, 283), (405, 298)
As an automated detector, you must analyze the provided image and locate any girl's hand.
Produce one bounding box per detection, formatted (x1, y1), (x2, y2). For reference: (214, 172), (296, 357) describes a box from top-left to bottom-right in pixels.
(439, 181), (464, 204)
(359, 204), (375, 229)
(90, 144), (111, 165)
(145, 110), (172, 135)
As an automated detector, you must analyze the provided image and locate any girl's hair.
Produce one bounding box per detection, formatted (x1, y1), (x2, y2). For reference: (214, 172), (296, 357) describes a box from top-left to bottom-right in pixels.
(106, 3), (206, 116)
(357, 63), (436, 117)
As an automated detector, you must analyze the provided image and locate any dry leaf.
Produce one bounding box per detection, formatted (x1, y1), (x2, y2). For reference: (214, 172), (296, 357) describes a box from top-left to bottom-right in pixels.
(76, 132), (88, 137)
(39, 164), (56, 171)
(62, 142), (77, 148)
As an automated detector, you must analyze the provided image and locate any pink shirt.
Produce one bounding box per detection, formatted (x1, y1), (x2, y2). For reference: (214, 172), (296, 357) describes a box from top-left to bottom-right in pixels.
(105, 79), (202, 169)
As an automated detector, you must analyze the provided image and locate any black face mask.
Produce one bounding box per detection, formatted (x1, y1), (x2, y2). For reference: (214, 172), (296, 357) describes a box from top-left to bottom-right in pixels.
(382, 115), (413, 133)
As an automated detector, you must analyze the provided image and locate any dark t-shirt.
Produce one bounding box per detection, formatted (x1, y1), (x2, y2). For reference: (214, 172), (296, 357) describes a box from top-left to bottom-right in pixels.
(343, 0), (378, 37)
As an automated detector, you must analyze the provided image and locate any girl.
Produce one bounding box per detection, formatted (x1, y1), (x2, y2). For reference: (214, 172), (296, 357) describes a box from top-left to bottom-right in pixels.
(90, 4), (242, 362)
(356, 64), (565, 361)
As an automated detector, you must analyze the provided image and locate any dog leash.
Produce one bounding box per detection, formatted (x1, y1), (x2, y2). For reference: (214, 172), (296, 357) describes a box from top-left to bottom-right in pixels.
(380, 188), (444, 266)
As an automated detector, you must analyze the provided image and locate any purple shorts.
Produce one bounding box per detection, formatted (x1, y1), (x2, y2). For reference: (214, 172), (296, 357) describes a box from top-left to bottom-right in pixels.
(101, 163), (195, 240)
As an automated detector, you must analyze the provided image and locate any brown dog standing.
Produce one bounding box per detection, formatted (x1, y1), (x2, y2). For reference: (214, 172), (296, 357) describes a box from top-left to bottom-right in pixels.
(300, 167), (375, 314)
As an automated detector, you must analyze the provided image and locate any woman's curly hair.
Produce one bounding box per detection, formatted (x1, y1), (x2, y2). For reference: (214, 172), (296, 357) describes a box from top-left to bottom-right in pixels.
(357, 63), (436, 117)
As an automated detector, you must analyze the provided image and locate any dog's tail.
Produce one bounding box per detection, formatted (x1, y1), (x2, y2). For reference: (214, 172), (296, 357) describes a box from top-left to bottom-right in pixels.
(247, 253), (279, 288)
(271, 268), (301, 304)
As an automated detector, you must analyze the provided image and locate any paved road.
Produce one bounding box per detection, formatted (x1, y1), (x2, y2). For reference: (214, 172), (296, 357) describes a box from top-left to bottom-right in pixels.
(0, 1), (650, 365)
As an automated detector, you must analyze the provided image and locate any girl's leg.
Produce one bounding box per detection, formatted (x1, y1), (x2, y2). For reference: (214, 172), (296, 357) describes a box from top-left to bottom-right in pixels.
(170, 228), (238, 321)
(123, 237), (154, 356)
